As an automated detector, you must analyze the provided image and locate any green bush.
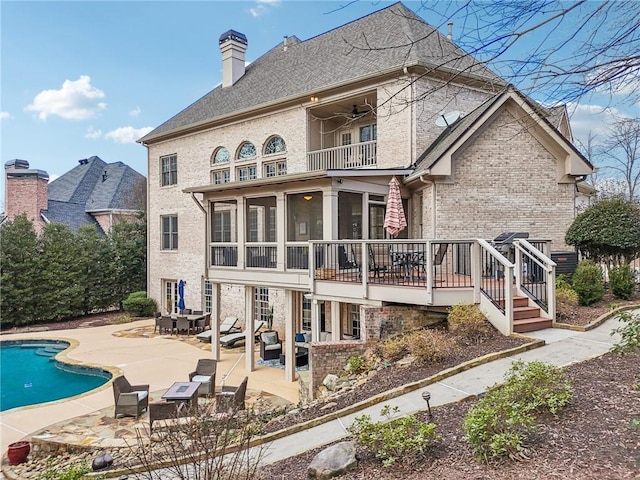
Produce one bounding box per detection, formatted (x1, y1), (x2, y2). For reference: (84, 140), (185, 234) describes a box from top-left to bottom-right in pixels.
(609, 264), (635, 300)
(572, 260), (604, 305)
(348, 405), (438, 467)
(122, 292), (157, 317)
(38, 460), (93, 480)
(345, 355), (369, 375)
(611, 310), (640, 354)
(405, 329), (457, 364)
(556, 274), (573, 290)
(463, 361), (572, 462)
(447, 304), (492, 344)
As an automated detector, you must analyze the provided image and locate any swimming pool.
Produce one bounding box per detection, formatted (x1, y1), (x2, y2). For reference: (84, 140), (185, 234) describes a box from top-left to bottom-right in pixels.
(0, 340), (112, 411)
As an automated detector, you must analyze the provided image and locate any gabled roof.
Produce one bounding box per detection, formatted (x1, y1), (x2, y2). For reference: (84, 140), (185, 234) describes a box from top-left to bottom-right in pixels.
(412, 85), (593, 177)
(140, 2), (502, 144)
(45, 156), (145, 231)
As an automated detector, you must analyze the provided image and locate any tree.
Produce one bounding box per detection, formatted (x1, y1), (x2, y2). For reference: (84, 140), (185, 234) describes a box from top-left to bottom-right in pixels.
(110, 216), (147, 305)
(38, 223), (84, 321)
(599, 118), (640, 200)
(565, 198), (640, 266)
(417, 0), (640, 107)
(0, 214), (40, 327)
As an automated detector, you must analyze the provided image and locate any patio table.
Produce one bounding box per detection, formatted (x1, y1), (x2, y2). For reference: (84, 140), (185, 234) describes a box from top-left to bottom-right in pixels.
(161, 381), (200, 414)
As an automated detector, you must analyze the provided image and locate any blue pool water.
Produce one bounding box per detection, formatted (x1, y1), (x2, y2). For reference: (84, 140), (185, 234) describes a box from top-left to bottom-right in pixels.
(0, 340), (112, 411)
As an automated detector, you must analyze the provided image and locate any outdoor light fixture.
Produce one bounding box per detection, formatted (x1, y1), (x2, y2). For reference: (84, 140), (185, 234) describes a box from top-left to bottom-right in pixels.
(303, 195), (313, 201)
(351, 105), (360, 117)
(422, 390), (432, 419)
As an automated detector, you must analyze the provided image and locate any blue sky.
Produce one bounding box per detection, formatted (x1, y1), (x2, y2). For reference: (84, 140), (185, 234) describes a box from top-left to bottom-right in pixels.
(1, 1), (637, 207)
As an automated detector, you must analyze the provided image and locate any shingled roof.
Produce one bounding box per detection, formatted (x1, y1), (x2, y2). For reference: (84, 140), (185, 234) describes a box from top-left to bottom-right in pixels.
(140, 2), (502, 143)
(43, 156), (145, 232)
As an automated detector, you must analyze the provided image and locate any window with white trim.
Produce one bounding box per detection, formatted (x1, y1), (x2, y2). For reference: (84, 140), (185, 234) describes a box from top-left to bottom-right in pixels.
(237, 141), (256, 160)
(211, 147), (230, 165)
(212, 210), (232, 242)
(212, 169), (230, 184)
(302, 295), (312, 331)
(161, 215), (178, 250)
(204, 280), (213, 314)
(254, 288), (270, 323)
(264, 160), (287, 178)
(237, 165), (257, 181)
(264, 135), (286, 155)
(161, 154), (177, 186)
(348, 303), (360, 338)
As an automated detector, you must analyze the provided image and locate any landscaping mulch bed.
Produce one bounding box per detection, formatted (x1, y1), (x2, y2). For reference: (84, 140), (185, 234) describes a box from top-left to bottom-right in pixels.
(259, 350), (640, 479)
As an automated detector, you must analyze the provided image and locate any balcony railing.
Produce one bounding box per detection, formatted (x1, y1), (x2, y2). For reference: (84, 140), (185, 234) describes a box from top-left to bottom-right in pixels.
(307, 141), (377, 171)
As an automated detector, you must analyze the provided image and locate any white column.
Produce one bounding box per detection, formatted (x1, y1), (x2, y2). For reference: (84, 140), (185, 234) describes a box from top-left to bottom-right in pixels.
(244, 286), (255, 373)
(284, 290), (296, 382)
(211, 283), (221, 361)
(330, 301), (341, 341)
(311, 299), (321, 342)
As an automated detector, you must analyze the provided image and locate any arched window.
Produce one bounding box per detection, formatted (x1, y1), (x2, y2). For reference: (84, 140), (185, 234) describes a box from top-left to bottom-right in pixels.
(264, 135), (286, 155)
(237, 141), (256, 160)
(211, 147), (230, 164)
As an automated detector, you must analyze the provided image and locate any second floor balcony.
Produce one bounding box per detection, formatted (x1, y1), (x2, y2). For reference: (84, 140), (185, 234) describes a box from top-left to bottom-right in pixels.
(307, 141), (377, 171)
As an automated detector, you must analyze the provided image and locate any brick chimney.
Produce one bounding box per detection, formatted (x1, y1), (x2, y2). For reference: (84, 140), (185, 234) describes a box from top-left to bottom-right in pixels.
(4, 159), (49, 232)
(219, 30), (247, 88)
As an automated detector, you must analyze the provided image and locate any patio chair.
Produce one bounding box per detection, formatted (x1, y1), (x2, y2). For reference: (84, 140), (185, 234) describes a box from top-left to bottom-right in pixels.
(189, 358), (217, 396)
(196, 316), (238, 343)
(259, 330), (283, 360)
(157, 315), (174, 335)
(220, 321), (266, 348)
(215, 376), (248, 413)
(176, 316), (192, 335)
(112, 376), (149, 419)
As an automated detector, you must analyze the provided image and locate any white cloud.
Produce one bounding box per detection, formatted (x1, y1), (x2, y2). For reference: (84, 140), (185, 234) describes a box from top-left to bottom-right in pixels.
(84, 126), (102, 139)
(249, 0), (279, 17)
(26, 75), (106, 120)
(129, 106), (141, 117)
(0, 111), (13, 120)
(105, 126), (153, 144)
(567, 102), (625, 147)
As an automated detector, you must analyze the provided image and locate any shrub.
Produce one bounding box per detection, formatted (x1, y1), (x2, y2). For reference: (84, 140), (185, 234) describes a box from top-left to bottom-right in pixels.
(38, 461), (93, 480)
(348, 405), (438, 467)
(610, 310), (640, 354)
(380, 336), (409, 362)
(556, 274), (573, 290)
(405, 329), (457, 364)
(128, 290), (148, 299)
(555, 286), (579, 322)
(122, 292), (157, 317)
(609, 264), (635, 300)
(463, 361), (572, 462)
(572, 260), (604, 305)
(345, 355), (369, 375)
(447, 304), (492, 344)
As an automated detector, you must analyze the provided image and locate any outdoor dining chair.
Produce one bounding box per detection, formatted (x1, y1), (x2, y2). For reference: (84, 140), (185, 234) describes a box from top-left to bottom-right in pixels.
(176, 316), (192, 335)
(215, 376), (248, 413)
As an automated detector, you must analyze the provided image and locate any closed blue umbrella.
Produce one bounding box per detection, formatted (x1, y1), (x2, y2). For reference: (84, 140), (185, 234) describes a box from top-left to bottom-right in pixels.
(177, 280), (186, 312)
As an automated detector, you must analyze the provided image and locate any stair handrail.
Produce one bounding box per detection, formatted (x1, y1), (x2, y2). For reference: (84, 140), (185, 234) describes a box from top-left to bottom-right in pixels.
(476, 239), (514, 335)
(513, 239), (557, 320)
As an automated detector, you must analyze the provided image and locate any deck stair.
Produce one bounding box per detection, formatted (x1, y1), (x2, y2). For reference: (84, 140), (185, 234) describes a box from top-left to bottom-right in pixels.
(511, 296), (552, 333)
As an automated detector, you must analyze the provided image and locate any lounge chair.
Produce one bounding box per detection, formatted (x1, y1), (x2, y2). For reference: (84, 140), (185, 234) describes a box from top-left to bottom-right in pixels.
(189, 358), (217, 396)
(220, 321), (266, 348)
(112, 376), (149, 419)
(196, 316), (239, 343)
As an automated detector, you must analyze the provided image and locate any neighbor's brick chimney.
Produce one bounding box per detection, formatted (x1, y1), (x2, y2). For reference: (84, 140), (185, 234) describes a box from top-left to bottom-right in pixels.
(4, 159), (49, 233)
(219, 30), (247, 88)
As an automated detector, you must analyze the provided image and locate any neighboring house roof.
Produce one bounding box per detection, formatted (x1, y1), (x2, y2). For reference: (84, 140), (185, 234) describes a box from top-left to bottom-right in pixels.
(412, 85), (593, 176)
(140, 2), (503, 144)
(43, 156), (145, 231)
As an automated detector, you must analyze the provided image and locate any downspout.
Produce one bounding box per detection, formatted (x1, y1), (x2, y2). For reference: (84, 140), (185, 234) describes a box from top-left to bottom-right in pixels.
(419, 175), (436, 238)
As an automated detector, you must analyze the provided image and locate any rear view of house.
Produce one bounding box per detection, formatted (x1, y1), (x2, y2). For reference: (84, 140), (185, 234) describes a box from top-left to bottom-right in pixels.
(140, 2), (593, 391)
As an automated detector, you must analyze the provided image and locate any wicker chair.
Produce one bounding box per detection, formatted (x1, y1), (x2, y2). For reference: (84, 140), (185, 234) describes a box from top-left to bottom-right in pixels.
(112, 376), (149, 418)
(260, 331), (283, 360)
(215, 376), (248, 413)
(189, 358), (217, 396)
(176, 316), (192, 335)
